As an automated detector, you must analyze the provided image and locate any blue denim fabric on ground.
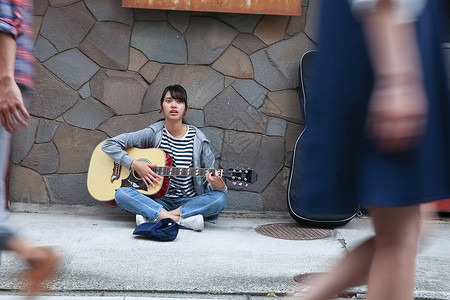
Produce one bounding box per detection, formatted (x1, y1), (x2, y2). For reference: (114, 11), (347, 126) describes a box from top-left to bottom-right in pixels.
(115, 187), (227, 221)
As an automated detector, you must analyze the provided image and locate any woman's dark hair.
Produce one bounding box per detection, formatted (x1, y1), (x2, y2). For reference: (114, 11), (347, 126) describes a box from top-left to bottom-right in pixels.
(159, 85), (188, 111)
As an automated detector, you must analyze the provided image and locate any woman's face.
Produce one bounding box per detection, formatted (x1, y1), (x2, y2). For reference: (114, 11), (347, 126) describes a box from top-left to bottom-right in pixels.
(161, 91), (187, 121)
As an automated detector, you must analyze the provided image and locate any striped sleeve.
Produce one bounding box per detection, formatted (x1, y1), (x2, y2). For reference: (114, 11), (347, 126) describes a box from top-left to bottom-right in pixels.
(348, 0), (426, 23)
(0, 0), (24, 38)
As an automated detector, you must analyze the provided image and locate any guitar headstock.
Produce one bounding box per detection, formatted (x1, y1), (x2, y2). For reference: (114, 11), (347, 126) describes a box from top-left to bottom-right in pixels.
(223, 169), (258, 184)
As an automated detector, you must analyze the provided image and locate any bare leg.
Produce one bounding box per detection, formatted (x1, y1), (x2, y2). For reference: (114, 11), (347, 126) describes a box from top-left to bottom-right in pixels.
(4, 237), (58, 295)
(168, 207), (181, 218)
(293, 205), (423, 300)
(295, 237), (375, 300)
(156, 208), (180, 222)
(366, 205), (421, 300)
(156, 207), (182, 222)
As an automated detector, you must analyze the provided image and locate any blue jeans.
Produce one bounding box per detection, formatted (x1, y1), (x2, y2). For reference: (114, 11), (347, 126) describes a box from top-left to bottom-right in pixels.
(115, 187), (227, 221)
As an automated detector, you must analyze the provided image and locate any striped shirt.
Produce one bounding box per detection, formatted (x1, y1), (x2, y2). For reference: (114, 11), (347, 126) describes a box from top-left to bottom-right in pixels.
(159, 126), (196, 198)
(0, 0), (34, 89)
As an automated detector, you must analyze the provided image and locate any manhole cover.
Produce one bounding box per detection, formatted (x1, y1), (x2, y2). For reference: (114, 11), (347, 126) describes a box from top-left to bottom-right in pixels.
(294, 272), (325, 284)
(255, 223), (334, 240)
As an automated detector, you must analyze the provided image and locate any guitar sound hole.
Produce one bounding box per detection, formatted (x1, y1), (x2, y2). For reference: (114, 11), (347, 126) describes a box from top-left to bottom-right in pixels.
(133, 170), (142, 180)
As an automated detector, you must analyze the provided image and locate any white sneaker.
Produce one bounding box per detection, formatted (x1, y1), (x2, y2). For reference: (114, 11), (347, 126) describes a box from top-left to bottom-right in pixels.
(178, 214), (204, 231)
(136, 214), (148, 226)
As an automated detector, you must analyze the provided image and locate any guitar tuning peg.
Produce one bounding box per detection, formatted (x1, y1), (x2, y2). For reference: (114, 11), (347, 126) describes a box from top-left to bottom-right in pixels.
(245, 184), (249, 187)
(232, 182), (237, 185)
(239, 183), (243, 186)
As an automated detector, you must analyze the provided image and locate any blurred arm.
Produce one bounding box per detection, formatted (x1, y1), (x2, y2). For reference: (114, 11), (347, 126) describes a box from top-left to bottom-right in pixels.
(0, 32), (29, 133)
(362, 0), (427, 152)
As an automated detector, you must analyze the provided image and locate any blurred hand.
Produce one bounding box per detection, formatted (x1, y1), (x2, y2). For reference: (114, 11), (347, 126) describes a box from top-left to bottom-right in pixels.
(0, 76), (30, 133)
(131, 160), (162, 187)
(365, 75), (428, 152)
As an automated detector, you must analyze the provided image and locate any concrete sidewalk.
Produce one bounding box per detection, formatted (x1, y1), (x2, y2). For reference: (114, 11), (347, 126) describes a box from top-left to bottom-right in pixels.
(0, 205), (449, 300)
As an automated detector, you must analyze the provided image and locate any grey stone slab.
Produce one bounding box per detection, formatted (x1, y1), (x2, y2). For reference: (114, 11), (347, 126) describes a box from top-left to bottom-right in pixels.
(34, 0), (49, 16)
(33, 16), (42, 43)
(201, 127), (224, 158)
(85, 0), (134, 25)
(221, 131), (284, 193)
(204, 87), (268, 134)
(36, 119), (59, 143)
(225, 76), (234, 87)
(285, 122), (303, 152)
(286, 13), (307, 37)
(63, 98), (115, 130)
(232, 33), (266, 55)
(250, 50), (291, 92)
(43, 49), (99, 90)
(100, 73), (146, 115)
(139, 61), (163, 83)
(30, 64), (79, 119)
(22, 142), (59, 174)
(285, 122), (304, 151)
(89, 69), (107, 100)
(79, 22), (131, 70)
(168, 10), (190, 33)
(131, 22), (186, 64)
(53, 123), (108, 173)
(211, 46), (253, 79)
(304, 0), (321, 44)
(265, 33), (316, 90)
(34, 35), (57, 62)
(254, 15), (290, 45)
(285, 151), (293, 168)
(261, 167), (290, 211)
(78, 82), (91, 99)
(40, 2), (95, 52)
(11, 117), (39, 164)
(128, 47), (148, 72)
(226, 190), (262, 211)
(260, 90), (303, 124)
(251, 33), (315, 92)
(9, 165), (49, 204)
(216, 13), (262, 33)
(185, 17), (238, 64)
(134, 9), (167, 21)
(266, 118), (287, 137)
(232, 79), (267, 108)
(142, 65), (224, 112)
(97, 112), (162, 137)
(44, 173), (96, 205)
(48, 0), (79, 7)
(184, 109), (204, 128)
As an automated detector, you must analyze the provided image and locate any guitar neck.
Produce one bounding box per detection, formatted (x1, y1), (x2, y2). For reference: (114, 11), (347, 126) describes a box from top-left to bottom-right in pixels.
(151, 166), (223, 177)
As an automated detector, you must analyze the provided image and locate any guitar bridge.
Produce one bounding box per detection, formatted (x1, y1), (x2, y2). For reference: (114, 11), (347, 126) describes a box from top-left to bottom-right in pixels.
(110, 162), (121, 183)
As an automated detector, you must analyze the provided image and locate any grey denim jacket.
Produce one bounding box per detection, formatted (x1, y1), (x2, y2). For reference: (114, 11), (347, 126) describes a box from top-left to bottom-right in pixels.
(101, 121), (227, 196)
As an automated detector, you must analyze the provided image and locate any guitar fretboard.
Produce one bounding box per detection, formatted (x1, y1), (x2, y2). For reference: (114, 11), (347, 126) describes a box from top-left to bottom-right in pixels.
(151, 166), (223, 177)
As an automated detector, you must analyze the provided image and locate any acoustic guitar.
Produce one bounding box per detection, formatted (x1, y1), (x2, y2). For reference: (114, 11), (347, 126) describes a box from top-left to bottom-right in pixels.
(87, 141), (258, 204)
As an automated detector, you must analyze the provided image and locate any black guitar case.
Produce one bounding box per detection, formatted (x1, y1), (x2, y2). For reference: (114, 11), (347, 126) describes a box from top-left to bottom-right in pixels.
(287, 50), (359, 227)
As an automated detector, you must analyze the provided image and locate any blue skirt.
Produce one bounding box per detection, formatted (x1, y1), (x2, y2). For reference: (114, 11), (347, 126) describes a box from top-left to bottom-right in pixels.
(297, 0), (450, 210)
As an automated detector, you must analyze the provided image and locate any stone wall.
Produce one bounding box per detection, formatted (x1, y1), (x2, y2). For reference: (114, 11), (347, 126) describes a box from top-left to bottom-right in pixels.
(9, 0), (319, 212)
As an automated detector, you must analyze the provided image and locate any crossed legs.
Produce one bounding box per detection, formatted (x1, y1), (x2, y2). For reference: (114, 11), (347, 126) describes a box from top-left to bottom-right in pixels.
(158, 207), (181, 222)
